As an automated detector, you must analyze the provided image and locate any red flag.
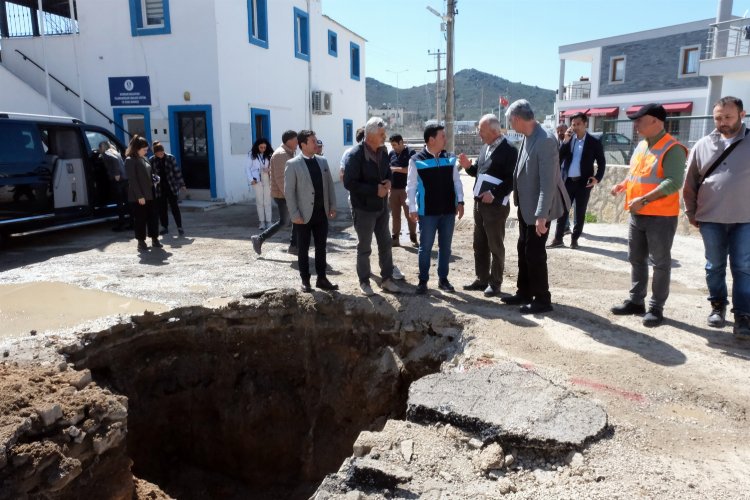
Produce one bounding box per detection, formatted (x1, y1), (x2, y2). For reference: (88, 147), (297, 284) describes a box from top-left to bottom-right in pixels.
(500, 96), (509, 107)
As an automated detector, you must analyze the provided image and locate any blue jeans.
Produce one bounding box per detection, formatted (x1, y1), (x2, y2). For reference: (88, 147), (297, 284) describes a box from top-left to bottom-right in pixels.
(418, 214), (455, 282)
(699, 222), (750, 316)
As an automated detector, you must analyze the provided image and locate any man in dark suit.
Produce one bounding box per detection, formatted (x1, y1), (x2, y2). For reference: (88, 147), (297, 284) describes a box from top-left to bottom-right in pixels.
(458, 114), (518, 296)
(548, 112), (606, 249)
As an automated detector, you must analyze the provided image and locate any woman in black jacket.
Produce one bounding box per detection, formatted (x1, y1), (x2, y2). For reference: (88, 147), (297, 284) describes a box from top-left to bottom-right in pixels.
(124, 135), (162, 252)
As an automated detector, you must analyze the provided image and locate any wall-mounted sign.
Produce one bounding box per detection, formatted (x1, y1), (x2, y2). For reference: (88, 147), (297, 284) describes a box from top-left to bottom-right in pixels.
(108, 76), (151, 106)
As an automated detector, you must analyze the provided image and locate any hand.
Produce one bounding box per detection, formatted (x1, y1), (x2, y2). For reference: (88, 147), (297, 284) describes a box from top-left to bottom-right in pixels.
(377, 183), (389, 198)
(292, 216), (304, 224)
(480, 191), (495, 204)
(688, 216), (699, 228)
(137, 197), (146, 206)
(586, 177), (598, 188)
(627, 197), (649, 214)
(456, 204), (464, 219)
(409, 211), (419, 223)
(563, 128), (574, 143)
(610, 183), (625, 196)
(457, 153), (471, 169)
(328, 209), (336, 219)
(535, 217), (548, 236)
(251, 180), (257, 185)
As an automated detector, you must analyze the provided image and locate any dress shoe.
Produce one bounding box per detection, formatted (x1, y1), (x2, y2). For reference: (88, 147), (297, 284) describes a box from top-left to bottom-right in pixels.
(463, 280), (488, 291)
(300, 279), (312, 293)
(570, 239), (579, 249)
(178, 227), (185, 236)
(520, 301), (553, 314)
(501, 294), (531, 305)
(360, 281), (375, 296)
(151, 238), (163, 248)
(611, 300), (646, 315)
(159, 227), (169, 235)
(410, 233), (419, 247)
(734, 314), (750, 338)
(642, 308), (664, 327)
(392, 235), (400, 247)
(251, 235), (263, 255)
(483, 284), (500, 297)
(547, 238), (564, 249)
(415, 280), (428, 295)
(438, 279), (455, 292)
(315, 277), (339, 291)
(707, 302), (726, 328)
(137, 240), (148, 252)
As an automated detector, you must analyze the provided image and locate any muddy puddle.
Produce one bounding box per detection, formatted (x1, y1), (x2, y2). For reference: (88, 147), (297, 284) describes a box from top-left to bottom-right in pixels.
(0, 281), (167, 338)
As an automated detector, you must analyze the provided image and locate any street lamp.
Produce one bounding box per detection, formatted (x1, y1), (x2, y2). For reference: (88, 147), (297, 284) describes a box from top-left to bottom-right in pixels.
(386, 68), (408, 127)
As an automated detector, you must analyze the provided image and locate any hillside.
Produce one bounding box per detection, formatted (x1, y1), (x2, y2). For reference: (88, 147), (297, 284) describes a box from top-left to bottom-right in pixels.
(367, 68), (556, 122)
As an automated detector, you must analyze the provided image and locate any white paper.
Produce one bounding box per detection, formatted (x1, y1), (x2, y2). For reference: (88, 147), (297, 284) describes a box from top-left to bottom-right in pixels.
(473, 173), (502, 198)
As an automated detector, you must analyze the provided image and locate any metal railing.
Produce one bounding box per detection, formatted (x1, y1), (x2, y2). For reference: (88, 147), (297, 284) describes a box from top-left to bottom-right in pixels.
(704, 16), (750, 59)
(1, 1), (78, 38)
(561, 82), (591, 101)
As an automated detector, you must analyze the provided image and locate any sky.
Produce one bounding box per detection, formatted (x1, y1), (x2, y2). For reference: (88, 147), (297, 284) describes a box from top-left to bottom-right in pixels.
(323, 0), (750, 91)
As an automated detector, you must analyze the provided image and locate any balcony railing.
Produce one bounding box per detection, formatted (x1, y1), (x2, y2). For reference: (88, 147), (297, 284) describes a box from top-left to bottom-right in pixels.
(703, 16), (750, 60)
(0, 1), (78, 38)
(560, 82), (591, 101)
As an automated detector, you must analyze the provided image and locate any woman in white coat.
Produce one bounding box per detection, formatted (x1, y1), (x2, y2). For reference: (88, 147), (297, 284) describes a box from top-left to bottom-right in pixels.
(246, 138), (274, 229)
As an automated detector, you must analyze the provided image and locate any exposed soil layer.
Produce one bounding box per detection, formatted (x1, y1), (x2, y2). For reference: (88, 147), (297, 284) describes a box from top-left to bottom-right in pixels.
(63, 291), (459, 499)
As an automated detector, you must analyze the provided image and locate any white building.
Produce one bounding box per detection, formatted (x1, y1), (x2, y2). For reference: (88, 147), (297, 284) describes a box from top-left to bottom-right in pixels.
(0, 0), (366, 202)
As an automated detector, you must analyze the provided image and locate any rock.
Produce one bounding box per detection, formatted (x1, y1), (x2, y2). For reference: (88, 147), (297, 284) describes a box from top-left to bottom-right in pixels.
(468, 438), (483, 449)
(0, 445), (6, 469)
(70, 369), (92, 390)
(352, 431), (379, 458)
(92, 423), (125, 455)
(36, 404), (63, 426)
(57, 362), (68, 372)
(2, 351), (8, 358)
(474, 442), (504, 472)
(401, 439), (414, 463)
(347, 457), (412, 490)
(44, 457), (83, 491)
(407, 363), (608, 449)
(566, 451), (584, 468)
(487, 469), (504, 480)
(503, 454), (515, 468)
(496, 477), (516, 495)
(439, 471), (452, 482)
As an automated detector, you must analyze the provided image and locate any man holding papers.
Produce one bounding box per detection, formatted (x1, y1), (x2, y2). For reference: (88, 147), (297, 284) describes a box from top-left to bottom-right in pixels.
(458, 114), (518, 296)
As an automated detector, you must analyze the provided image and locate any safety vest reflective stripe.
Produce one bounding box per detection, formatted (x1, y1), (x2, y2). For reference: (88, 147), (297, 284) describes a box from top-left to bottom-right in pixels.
(625, 133), (686, 217)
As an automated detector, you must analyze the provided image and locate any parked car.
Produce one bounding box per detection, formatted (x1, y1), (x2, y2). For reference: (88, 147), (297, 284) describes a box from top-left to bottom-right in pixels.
(0, 112), (127, 246)
(591, 132), (633, 163)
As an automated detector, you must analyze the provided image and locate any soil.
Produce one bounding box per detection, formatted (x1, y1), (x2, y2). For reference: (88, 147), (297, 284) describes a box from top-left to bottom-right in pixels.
(1, 177), (749, 498)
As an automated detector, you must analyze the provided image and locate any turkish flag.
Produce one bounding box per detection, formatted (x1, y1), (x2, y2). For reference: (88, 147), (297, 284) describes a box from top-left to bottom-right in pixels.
(500, 96), (509, 107)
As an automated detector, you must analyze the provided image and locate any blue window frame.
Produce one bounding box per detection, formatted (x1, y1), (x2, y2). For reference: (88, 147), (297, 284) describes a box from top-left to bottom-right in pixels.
(350, 42), (361, 81)
(327, 30), (338, 57)
(293, 7), (310, 61)
(247, 0), (268, 48)
(343, 119), (353, 146)
(128, 0), (171, 37)
(251, 108), (272, 143)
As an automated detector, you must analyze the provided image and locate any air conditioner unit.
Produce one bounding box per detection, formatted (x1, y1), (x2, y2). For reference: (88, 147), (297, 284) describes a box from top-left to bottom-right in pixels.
(312, 91), (333, 115)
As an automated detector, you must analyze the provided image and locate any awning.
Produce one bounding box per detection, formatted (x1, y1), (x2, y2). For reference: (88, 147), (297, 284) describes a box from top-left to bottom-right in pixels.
(626, 102), (693, 114)
(587, 107), (619, 117)
(561, 108), (589, 117)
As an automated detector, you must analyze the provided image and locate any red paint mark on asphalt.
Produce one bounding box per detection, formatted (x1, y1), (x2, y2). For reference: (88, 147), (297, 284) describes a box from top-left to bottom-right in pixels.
(570, 377), (646, 403)
(520, 362), (536, 371)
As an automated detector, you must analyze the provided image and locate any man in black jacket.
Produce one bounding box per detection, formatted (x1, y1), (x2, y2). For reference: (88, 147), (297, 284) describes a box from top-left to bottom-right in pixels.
(548, 112), (606, 249)
(344, 117), (401, 296)
(458, 114), (518, 296)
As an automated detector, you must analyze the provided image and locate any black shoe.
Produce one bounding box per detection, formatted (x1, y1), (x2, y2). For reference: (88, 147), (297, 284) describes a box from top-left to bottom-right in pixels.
(178, 227), (185, 236)
(547, 238), (564, 249)
(734, 315), (750, 338)
(611, 300), (646, 315)
(316, 277), (339, 291)
(392, 236), (400, 248)
(159, 227), (169, 235)
(520, 301), (553, 314)
(288, 245), (298, 256)
(415, 280), (428, 295)
(501, 294), (531, 305)
(707, 302), (726, 328)
(483, 284), (500, 297)
(410, 234), (419, 247)
(300, 279), (312, 293)
(463, 280), (488, 291)
(570, 239), (579, 250)
(251, 235), (262, 255)
(137, 240), (148, 252)
(643, 308), (664, 327)
(151, 238), (163, 248)
(438, 279), (455, 292)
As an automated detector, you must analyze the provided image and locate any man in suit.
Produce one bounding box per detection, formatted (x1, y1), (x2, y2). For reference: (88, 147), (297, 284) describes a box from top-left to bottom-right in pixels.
(548, 112), (606, 249)
(285, 129), (338, 293)
(501, 100), (569, 314)
(458, 114), (518, 296)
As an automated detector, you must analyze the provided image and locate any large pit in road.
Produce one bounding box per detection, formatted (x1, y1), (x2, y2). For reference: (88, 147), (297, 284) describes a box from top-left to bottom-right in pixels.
(63, 291), (459, 499)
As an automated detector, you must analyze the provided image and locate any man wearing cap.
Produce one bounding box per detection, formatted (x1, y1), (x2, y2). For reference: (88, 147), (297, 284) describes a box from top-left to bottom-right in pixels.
(610, 103), (687, 327)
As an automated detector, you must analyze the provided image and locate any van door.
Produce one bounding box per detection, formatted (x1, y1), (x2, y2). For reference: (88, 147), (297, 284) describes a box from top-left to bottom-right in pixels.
(38, 126), (89, 210)
(84, 129), (124, 212)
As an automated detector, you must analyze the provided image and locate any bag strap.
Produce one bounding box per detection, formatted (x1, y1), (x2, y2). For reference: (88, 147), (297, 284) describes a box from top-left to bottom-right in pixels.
(699, 128), (749, 187)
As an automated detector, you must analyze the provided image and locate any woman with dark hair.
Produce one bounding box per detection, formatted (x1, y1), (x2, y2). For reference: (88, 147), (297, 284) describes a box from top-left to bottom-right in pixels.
(246, 137), (274, 230)
(149, 141), (186, 236)
(124, 135), (162, 252)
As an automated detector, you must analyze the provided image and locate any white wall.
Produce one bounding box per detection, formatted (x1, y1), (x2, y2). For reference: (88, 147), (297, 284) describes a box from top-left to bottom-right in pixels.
(0, 65), (68, 116)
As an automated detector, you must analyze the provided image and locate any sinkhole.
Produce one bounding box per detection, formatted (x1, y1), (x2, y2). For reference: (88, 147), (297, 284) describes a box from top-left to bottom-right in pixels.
(65, 291), (459, 499)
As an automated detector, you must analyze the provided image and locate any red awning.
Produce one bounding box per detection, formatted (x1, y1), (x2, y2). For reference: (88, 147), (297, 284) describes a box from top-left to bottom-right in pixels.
(626, 102), (693, 114)
(587, 107), (619, 117)
(561, 108), (589, 117)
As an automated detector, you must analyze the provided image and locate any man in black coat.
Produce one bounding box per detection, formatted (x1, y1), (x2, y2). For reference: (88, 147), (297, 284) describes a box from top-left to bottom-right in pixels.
(458, 114), (518, 296)
(548, 112), (606, 249)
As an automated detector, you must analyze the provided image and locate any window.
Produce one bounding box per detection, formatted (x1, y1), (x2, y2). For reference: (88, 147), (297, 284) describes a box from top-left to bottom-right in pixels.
(680, 46), (700, 76)
(610, 56), (625, 83)
(248, 0), (268, 48)
(350, 42), (361, 81)
(0, 122), (44, 164)
(251, 108), (271, 143)
(328, 30), (338, 57)
(128, 0), (171, 36)
(293, 7), (310, 61)
(343, 119), (353, 146)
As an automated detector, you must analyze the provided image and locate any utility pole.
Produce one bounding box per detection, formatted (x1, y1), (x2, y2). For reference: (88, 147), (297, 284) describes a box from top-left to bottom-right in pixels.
(427, 49), (444, 124)
(386, 68), (408, 128)
(445, 0), (457, 152)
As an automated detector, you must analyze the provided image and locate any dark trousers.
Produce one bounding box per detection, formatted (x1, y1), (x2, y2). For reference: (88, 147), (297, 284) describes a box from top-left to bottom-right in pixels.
(353, 206), (394, 283)
(259, 197), (298, 247)
(628, 214), (678, 309)
(131, 200), (159, 241)
(555, 177), (591, 241)
(297, 208), (328, 281)
(516, 210), (551, 304)
(159, 189), (183, 229)
(473, 202), (510, 287)
(110, 180), (130, 226)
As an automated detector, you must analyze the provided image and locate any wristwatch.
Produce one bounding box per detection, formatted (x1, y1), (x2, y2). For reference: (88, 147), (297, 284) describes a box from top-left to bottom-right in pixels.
(641, 198), (650, 206)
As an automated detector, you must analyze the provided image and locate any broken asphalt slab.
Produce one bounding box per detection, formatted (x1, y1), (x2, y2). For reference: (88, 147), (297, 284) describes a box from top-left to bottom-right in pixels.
(406, 362), (608, 449)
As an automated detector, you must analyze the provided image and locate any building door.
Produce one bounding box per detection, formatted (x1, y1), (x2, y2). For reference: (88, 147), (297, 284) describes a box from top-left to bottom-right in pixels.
(113, 107), (151, 147)
(251, 108), (271, 143)
(122, 114), (146, 139)
(176, 111), (210, 189)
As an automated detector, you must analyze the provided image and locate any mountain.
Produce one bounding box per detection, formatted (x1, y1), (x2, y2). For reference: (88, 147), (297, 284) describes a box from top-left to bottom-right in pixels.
(366, 68), (556, 122)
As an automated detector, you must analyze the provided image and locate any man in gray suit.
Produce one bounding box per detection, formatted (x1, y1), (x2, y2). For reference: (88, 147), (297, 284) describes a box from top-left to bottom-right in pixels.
(501, 100), (569, 313)
(285, 129), (338, 293)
